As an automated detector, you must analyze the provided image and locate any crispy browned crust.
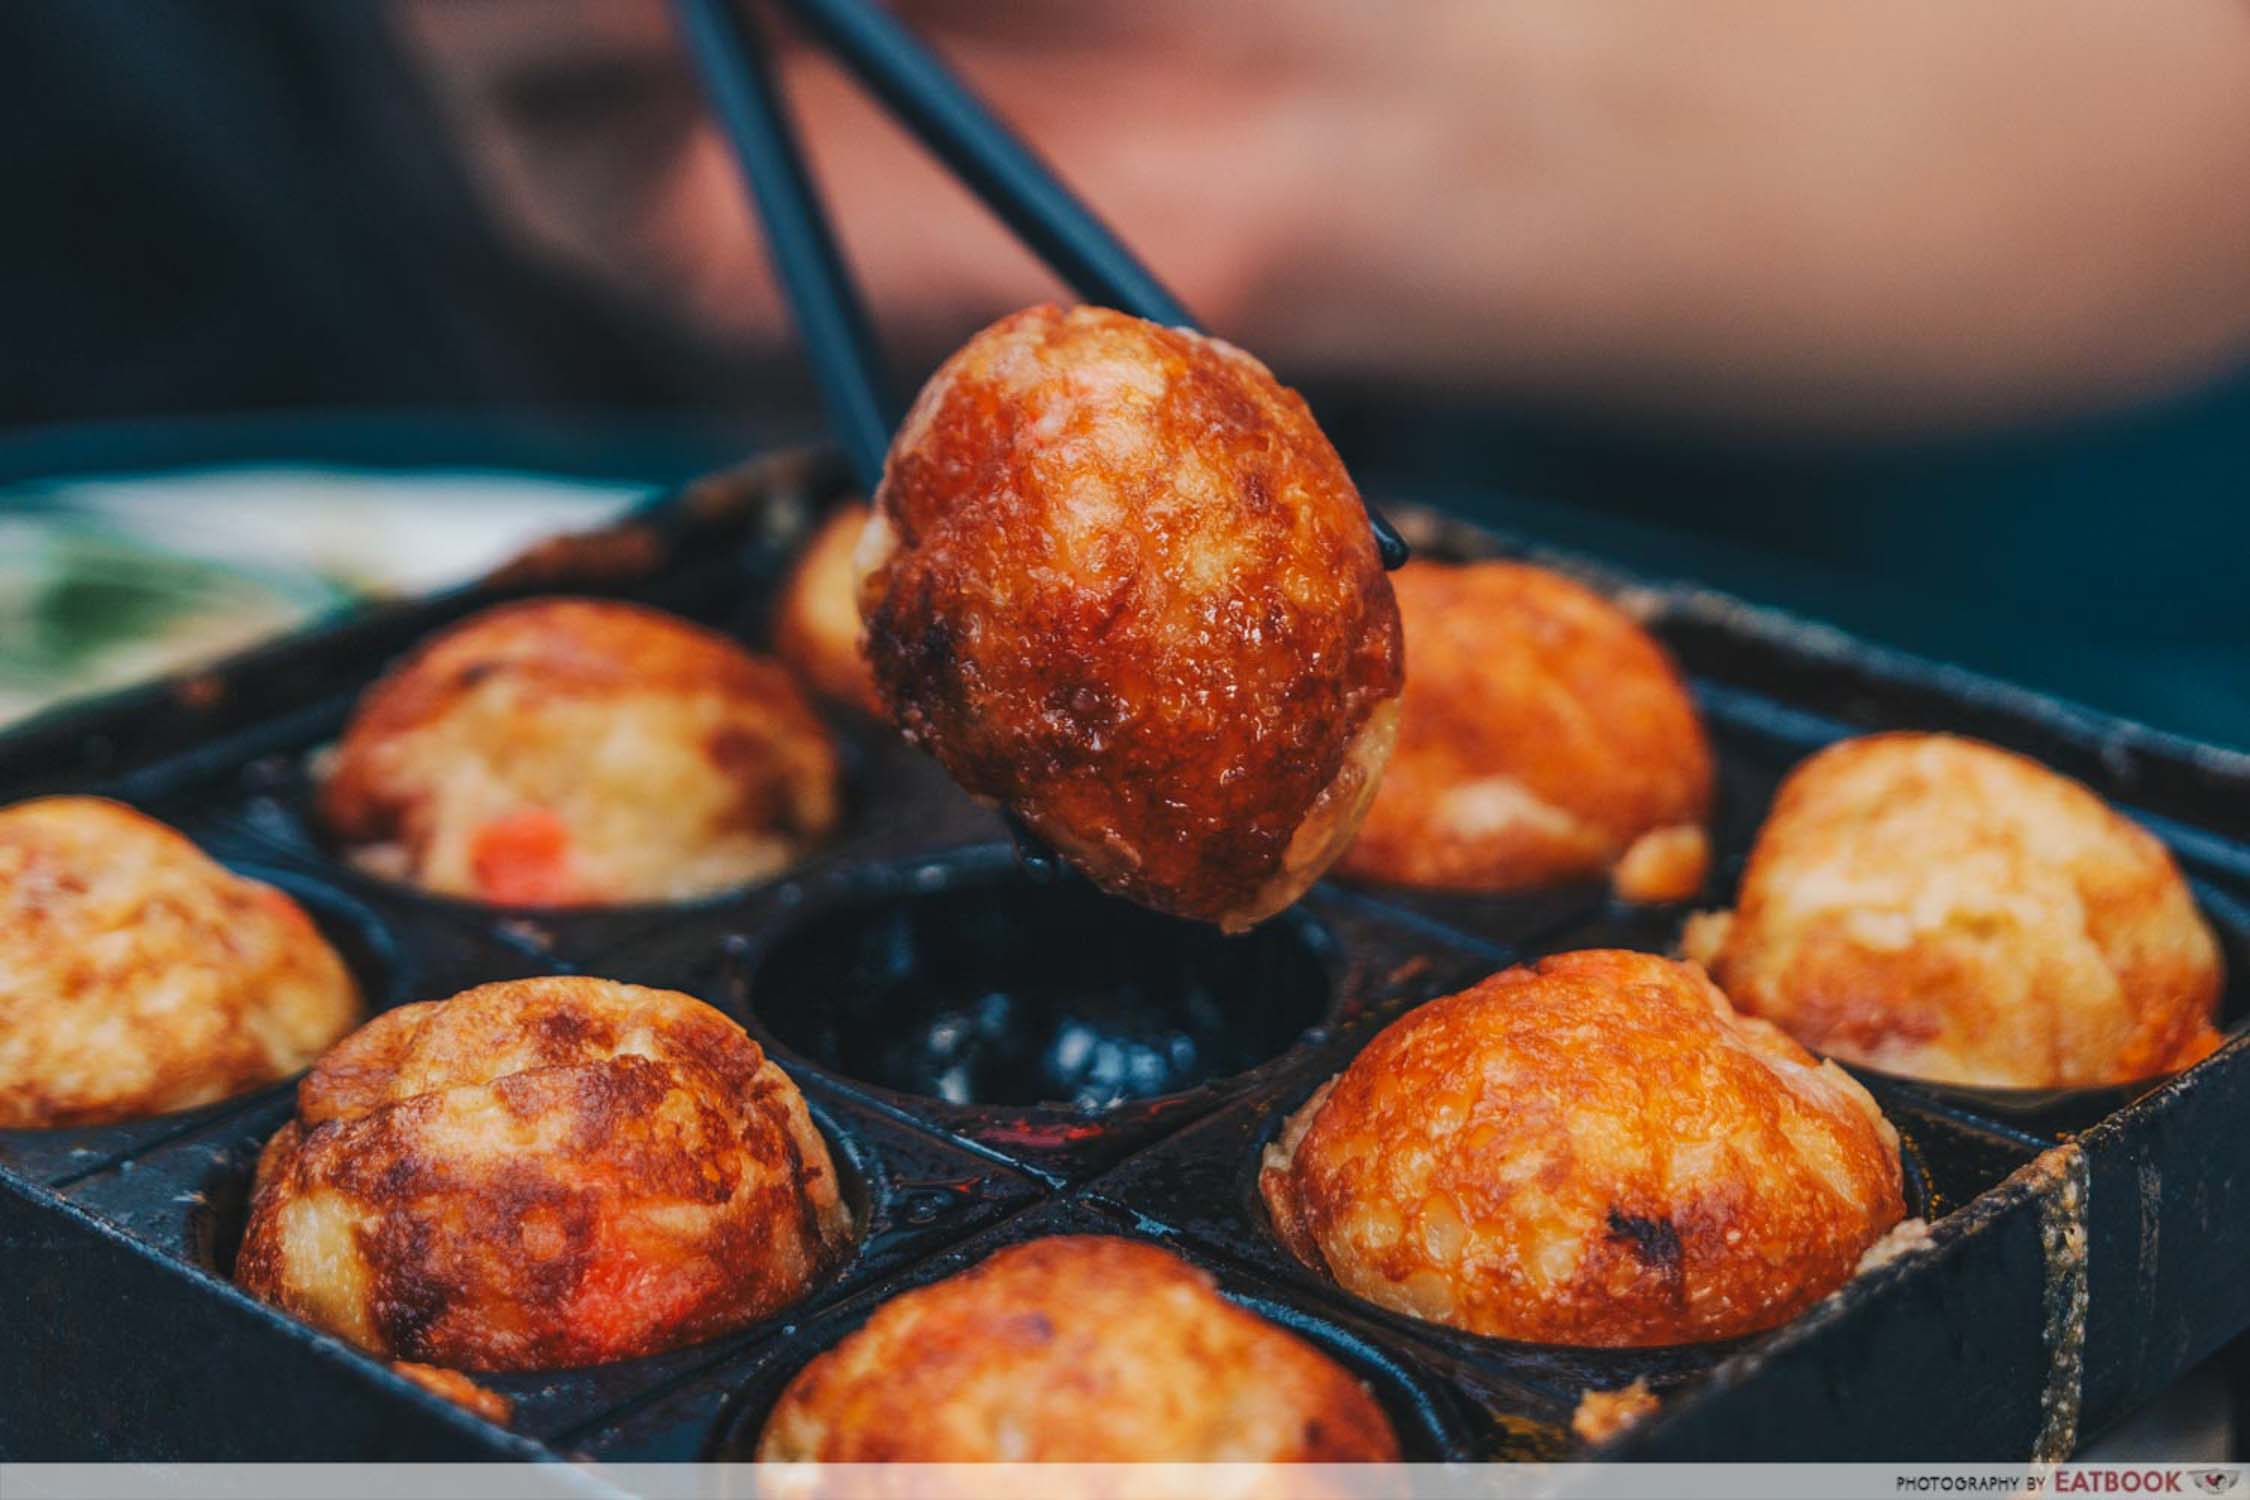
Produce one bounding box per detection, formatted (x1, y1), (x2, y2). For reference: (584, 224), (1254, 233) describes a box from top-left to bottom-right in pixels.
(757, 1235), (1399, 1462)
(235, 976), (852, 1372)
(1690, 733), (2224, 1088)
(861, 305), (1404, 929)
(326, 598), (794, 752)
(772, 502), (884, 718)
(0, 797), (362, 1128)
(318, 597), (839, 904)
(1260, 950), (1904, 1347)
(1336, 561), (1712, 895)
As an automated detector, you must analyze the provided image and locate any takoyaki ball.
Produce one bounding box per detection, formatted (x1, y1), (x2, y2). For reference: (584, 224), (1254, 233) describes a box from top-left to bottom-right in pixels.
(235, 977), (851, 1371)
(0, 797), (361, 1129)
(1683, 733), (2223, 1088)
(860, 305), (1404, 932)
(757, 1236), (1399, 1462)
(773, 501), (884, 718)
(320, 598), (840, 906)
(1261, 950), (1905, 1347)
(1337, 560), (1713, 903)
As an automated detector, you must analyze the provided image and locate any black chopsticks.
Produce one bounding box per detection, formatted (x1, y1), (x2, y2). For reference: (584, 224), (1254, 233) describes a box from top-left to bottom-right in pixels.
(672, 0), (895, 496)
(672, 0), (1407, 568)
(775, 0), (1192, 331)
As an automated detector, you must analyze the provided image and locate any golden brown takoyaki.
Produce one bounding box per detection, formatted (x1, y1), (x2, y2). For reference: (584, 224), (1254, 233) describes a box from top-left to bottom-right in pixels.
(1337, 560), (1712, 902)
(859, 305), (1404, 931)
(773, 501), (884, 718)
(235, 977), (851, 1371)
(320, 598), (839, 905)
(1684, 732), (2223, 1088)
(0, 796), (361, 1128)
(1262, 950), (1904, 1346)
(757, 1235), (1398, 1461)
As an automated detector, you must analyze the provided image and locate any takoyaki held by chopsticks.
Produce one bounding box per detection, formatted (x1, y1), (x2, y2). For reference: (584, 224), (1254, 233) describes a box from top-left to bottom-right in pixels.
(858, 304), (1404, 931)
(1337, 559), (1714, 903)
(0, 796), (361, 1128)
(235, 977), (851, 1372)
(756, 1235), (1399, 1462)
(1685, 732), (2223, 1089)
(319, 597), (840, 906)
(1262, 950), (1906, 1347)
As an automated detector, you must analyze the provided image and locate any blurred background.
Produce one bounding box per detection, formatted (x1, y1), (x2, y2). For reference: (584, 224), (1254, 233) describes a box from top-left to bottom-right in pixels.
(0, 0), (2245, 744)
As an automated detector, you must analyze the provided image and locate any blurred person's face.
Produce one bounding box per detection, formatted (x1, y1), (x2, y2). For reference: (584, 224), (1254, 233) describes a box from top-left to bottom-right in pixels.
(393, 0), (2250, 431)
(389, 0), (1431, 375)
(393, 1), (1275, 363)
(396, 0), (792, 343)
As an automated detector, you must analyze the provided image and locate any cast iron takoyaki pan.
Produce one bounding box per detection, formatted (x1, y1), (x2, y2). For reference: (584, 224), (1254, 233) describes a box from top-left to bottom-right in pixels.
(2, 449), (2245, 1462)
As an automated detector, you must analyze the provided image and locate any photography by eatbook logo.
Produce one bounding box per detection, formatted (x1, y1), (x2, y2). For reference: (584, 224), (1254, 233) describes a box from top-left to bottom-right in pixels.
(2038, 1472), (2245, 1495)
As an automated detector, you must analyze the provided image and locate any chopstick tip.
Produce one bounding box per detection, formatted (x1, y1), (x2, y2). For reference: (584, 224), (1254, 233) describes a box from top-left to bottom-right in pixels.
(1369, 508), (1410, 570)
